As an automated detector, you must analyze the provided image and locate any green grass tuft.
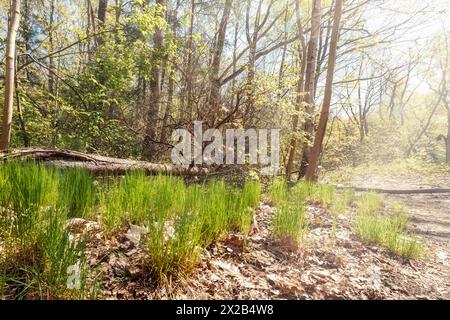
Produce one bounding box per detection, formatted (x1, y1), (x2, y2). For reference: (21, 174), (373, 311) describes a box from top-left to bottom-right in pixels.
(273, 203), (308, 244)
(268, 178), (287, 205)
(354, 193), (423, 259)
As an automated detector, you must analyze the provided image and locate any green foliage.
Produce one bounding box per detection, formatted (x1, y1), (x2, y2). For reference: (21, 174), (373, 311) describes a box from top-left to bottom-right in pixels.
(0, 163), (91, 299)
(268, 178), (287, 205)
(0, 162), (59, 239)
(147, 212), (202, 280)
(291, 181), (336, 207)
(0, 163), (263, 287)
(273, 204), (307, 244)
(354, 193), (424, 259)
(58, 167), (96, 218)
(356, 192), (384, 216)
(332, 188), (355, 214)
(98, 182), (128, 233)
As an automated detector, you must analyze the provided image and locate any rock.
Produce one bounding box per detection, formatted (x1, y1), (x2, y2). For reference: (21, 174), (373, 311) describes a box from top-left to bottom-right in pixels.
(213, 260), (240, 275)
(125, 224), (148, 245)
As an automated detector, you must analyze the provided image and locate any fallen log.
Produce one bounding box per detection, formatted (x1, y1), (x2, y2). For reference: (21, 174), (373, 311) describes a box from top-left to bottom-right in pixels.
(337, 185), (450, 194)
(0, 148), (209, 176)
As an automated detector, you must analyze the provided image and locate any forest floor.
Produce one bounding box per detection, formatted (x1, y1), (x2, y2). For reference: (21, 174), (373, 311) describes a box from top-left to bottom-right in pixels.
(72, 173), (450, 300)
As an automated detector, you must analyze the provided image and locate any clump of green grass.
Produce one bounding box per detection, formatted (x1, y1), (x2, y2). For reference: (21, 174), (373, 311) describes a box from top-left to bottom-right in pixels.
(354, 213), (423, 258)
(0, 162), (59, 240)
(147, 212), (203, 280)
(290, 181), (336, 207)
(0, 207), (90, 299)
(146, 178), (261, 280)
(309, 183), (335, 206)
(354, 193), (423, 259)
(356, 192), (384, 216)
(273, 204), (307, 244)
(388, 201), (407, 214)
(200, 180), (229, 244)
(0, 163), (263, 287)
(228, 180), (261, 235)
(149, 174), (186, 220)
(268, 178), (287, 205)
(332, 188), (355, 214)
(58, 167), (96, 218)
(98, 182), (127, 233)
(120, 170), (154, 223)
(98, 172), (187, 232)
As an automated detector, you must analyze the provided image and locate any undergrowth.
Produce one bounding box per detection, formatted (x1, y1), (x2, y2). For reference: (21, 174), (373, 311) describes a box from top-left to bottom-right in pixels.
(354, 193), (424, 258)
(0, 162), (262, 288)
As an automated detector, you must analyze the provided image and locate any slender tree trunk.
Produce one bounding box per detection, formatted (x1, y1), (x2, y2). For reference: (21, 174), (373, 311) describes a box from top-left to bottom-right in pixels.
(97, 0), (108, 46)
(161, 0), (180, 144)
(180, 0), (195, 123)
(1, 0), (21, 150)
(231, 18), (240, 108)
(305, 0), (343, 181)
(446, 109), (450, 164)
(243, 0), (262, 127)
(143, 0), (165, 160)
(285, 0), (307, 180)
(298, 0), (322, 179)
(15, 57), (29, 147)
(48, 0), (56, 97)
(208, 0), (233, 124)
(286, 0), (321, 180)
(87, 0), (98, 46)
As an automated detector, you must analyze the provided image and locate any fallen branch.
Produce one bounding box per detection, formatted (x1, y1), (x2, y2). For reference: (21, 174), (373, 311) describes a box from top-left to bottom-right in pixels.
(337, 185), (450, 194)
(0, 148), (209, 176)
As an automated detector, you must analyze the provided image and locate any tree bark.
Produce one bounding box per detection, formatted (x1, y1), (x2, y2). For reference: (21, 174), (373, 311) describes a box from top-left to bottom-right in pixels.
(305, 0), (343, 181)
(298, 0), (322, 179)
(1, 0), (21, 150)
(161, 0), (180, 144)
(285, 0), (307, 180)
(446, 113), (450, 165)
(208, 0), (233, 121)
(286, 0), (321, 180)
(143, 0), (166, 160)
(0, 148), (209, 177)
(97, 0), (108, 45)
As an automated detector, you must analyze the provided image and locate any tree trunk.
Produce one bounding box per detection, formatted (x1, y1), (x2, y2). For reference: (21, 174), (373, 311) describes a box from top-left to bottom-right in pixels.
(243, 0), (262, 127)
(285, 0), (306, 180)
(180, 0), (195, 124)
(286, 0), (321, 180)
(208, 0), (233, 121)
(15, 56), (29, 147)
(446, 108), (450, 165)
(305, 0), (343, 181)
(0, 148), (210, 177)
(161, 0), (180, 144)
(143, 0), (165, 160)
(1, 0), (21, 150)
(97, 0), (108, 45)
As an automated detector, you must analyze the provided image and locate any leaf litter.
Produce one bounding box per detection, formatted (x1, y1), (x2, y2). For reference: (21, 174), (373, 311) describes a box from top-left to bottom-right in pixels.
(67, 201), (450, 300)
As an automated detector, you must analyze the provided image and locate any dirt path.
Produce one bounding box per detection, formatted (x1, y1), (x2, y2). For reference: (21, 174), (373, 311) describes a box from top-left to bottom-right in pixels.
(351, 174), (450, 299)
